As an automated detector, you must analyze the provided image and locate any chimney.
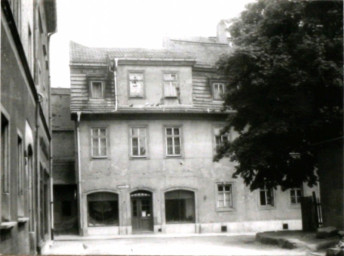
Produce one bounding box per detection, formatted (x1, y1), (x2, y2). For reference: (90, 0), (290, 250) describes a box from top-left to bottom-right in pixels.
(217, 20), (228, 44)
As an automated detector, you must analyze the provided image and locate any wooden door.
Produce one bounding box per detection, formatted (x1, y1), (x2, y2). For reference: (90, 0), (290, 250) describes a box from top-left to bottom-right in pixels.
(131, 191), (153, 232)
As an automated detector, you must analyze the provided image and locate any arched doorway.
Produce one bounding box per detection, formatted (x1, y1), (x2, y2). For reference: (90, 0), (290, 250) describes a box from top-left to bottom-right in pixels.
(130, 190), (153, 232)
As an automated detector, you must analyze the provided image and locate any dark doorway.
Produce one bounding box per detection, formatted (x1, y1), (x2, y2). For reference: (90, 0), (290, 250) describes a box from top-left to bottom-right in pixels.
(53, 185), (78, 235)
(131, 190), (153, 232)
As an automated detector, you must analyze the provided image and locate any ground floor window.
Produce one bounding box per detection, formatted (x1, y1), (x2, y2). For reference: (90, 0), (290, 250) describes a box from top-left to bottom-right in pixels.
(216, 183), (233, 209)
(88, 192), (119, 226)
(165, 190), (195, 223)
(260, 186), (274, 207)
(290, 187), (302, 204)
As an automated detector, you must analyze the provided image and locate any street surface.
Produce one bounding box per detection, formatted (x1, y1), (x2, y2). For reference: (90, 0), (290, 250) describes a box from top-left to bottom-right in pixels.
(44, 233), (310, 255)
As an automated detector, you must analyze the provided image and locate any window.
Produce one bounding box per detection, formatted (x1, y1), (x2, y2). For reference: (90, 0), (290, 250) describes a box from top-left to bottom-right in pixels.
(165, 190), (195, 223)
(290, 188), (302, 204)
(212, 82), (226, 100)
(165, 127), (181, 156)
(129, 72), (144, 97)
(163, 73), (178, 98)
(214, 127), (229, 150)
(90, 81), (104, 98)
(216, 183), (233, 209)
(1, 114), (10, 194)
(91, 128), (107, 157)
(260, 186), (274, 207)
(17, 135), (24, 195)
(130, 127), (147, 157)
(88, 192), (119, 226)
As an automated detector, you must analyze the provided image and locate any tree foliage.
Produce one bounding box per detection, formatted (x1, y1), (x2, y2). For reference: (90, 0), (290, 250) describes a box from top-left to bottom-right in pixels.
(215, 0), (343, 191)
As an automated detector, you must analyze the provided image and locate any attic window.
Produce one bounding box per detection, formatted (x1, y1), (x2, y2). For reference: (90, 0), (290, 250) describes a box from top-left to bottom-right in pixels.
(90, 81), (104, 98)
(212, 82), (226, 100)
(129, 72), (144, 98)
(163, 73), (178, 98)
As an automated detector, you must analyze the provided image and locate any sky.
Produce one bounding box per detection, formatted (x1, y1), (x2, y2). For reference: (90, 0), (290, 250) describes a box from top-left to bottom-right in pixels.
(50, 0), (255, 88)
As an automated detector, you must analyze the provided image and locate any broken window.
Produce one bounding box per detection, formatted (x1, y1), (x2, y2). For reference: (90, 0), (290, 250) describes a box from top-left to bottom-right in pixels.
(130, 127), (147, 157)
(88, 192), (119, 226)
(129, 72), (144, 97)
(165, 190), (195, 223)
(163, 73), (178, 98)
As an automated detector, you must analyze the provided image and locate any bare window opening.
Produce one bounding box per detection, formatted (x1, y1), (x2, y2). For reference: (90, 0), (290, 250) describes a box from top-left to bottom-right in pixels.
(165, 190), (195, 223)
(88, 192), (119, 226)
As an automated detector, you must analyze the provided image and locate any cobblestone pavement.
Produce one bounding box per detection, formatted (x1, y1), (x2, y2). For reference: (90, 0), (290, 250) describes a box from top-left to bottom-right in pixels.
(44, 234), (309, 255)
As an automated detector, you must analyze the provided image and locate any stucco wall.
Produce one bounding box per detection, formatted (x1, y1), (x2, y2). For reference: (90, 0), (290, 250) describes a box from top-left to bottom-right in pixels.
(78, 116), (302, 234)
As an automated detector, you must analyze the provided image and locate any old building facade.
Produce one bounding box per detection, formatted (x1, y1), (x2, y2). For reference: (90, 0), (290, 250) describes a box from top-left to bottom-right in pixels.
(1, 0), (56, 254)
(68, 31), (315, 236)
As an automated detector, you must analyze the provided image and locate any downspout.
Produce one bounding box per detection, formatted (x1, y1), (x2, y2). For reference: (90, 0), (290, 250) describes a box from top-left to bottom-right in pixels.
(114, 58), (118, 111)
(76, 111), (83, 235)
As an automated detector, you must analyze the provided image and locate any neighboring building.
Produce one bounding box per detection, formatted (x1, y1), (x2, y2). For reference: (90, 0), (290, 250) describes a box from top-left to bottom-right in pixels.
(1, 0), (56, 254)
(51, 88), (77, 235)
(67, 26), (315, 236)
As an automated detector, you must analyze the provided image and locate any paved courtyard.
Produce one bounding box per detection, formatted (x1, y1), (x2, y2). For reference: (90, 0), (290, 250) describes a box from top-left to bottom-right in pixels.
(44, 234), (311, 255)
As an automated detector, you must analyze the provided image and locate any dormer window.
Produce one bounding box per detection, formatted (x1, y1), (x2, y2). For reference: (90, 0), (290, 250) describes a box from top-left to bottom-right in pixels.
(129, 72), (144, 98)
(163, 73), (178, 98)
(90, 81), (104, 99)
(212, 82), (226, 100)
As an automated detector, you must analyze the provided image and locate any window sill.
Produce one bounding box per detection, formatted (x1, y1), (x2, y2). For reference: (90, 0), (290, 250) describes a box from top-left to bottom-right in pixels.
(166, 221), (195, 224)
(216, 207), (235, 212)
(165, 155), (182, 159)
(130, 156), (148, 160)
(91, 156), (108, 160)
(259, 205), (275, 210)
(0, 221), (17, 230)
(17, 217), (29, 224)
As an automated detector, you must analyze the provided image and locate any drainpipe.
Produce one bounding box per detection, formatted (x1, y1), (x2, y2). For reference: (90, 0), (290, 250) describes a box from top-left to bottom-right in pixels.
(113, 58), (118, 111)
(76, 111), (83, 235)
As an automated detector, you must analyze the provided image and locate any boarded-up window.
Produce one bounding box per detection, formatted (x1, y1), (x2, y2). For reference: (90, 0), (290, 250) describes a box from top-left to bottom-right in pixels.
(163, 73), (178, 97)
(165, 190), (195, 223)
(88, 192), (119, 226)
(129, 73), (144, 97)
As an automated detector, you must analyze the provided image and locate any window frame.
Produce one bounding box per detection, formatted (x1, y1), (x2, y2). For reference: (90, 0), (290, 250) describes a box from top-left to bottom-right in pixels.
(90, 127), (108, 158)
(89, 80), (105, 99)
(17, 130), (25, 218)
(162, 72), (179, 98)
(1, 111), (10, 195)
(128, 71), (145, 98)
(290, 187), (302, 206)
(164, 126), (182, 157)
(259, 186), (275, 208)
(129, 126), (148, 158)
(215, 182), (234, 211)
(210, 80), (227, 101)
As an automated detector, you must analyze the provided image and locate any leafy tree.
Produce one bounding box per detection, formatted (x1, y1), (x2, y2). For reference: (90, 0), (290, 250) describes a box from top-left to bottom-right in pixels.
(215, 0), (343, 191)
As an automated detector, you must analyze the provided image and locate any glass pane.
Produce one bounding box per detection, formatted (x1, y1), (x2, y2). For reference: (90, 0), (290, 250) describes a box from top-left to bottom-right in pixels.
(167, 145), (173, 155)
(174, 128), (179, 135)
(166, 128), (172, 135)
(132, 128), (138, 137)
(100, 138), (106, 147)
(218, 185), (223, 191)
(224, 185), (231, 191)
(174, 145), (180, 155)
(132, 146), (138, 156)
(132, 138), (138, 147)
(174, 137), (180, 146)
(140, 147), (146, 156)
(100, 129), (106, 137)
(167, 137), (173, 146)
(260, 191), (266, 205)
(92, 82), (102, 98)
(100, 146), (106, 156)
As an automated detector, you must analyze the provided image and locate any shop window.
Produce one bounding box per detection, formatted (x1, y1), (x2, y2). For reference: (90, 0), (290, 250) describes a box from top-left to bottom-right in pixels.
(87, 192), (119, 226)
(129, 72), (144, 97)
(130, 127), (147, 157)
(165, 127), (181, 156)
(165, 190), (195, 223)
(163, 73), (178, 98)
(290, 188), (302, 204)
(260, 186), (274, 207)
(91, 128), (107, 157)
(216, 183), (233, 209)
